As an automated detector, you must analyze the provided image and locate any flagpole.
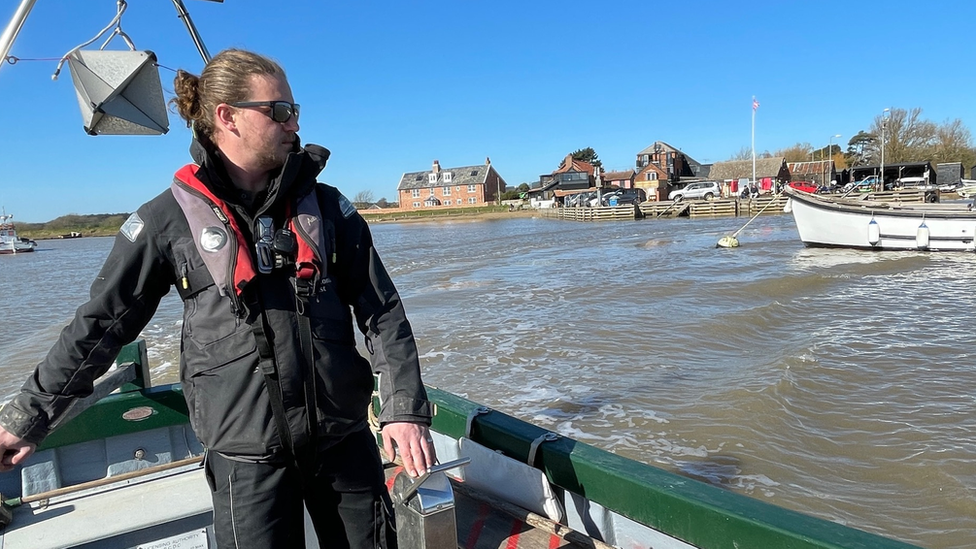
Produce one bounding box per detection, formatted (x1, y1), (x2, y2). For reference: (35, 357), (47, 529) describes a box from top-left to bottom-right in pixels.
(751, 96), (756, 186)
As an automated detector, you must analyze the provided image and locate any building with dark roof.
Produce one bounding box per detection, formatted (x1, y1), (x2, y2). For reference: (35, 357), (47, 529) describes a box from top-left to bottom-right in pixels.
(788, 160), (836, 186)
(397, 158), (507, 211)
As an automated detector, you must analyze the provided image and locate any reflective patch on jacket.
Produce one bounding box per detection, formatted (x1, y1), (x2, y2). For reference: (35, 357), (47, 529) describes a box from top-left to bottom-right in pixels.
(337, 193), (356, 219)
(120, 213), (145, 242)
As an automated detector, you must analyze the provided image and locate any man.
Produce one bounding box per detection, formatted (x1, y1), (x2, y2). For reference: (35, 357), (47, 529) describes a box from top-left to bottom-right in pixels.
(0, 49), (434, 548)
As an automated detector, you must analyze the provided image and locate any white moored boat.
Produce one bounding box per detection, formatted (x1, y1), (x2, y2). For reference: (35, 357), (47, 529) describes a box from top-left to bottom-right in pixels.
(0, 214), (36, 254)
(784, 186), (976, 251)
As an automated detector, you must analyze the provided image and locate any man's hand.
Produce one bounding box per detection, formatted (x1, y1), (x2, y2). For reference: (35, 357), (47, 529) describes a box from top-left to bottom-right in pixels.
(0, 426), (35, 473)
(381, 422), (436, 478)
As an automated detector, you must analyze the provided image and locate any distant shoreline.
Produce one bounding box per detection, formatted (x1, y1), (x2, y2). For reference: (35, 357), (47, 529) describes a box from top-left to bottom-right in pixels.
(19, 207), (543, 238)
(361, 208), (539, 224)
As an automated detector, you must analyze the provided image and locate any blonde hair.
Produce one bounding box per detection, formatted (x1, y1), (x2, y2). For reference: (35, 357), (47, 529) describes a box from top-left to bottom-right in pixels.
(171, 49), (286, 139)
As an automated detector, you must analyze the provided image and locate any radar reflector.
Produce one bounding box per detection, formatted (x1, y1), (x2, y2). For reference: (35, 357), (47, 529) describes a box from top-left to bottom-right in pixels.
(66, 49), (168, 136)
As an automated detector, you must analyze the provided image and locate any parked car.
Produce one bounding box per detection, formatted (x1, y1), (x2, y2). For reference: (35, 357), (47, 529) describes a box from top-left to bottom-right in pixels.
(842, 176), (878, 193)
(668, 181), (720, 201)
(600, 188), (647, 206)
(788, 181), (818, 193)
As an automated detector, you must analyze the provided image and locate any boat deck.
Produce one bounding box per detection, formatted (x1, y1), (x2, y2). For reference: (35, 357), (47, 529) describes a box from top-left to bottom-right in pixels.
(384, 465), (610, 549)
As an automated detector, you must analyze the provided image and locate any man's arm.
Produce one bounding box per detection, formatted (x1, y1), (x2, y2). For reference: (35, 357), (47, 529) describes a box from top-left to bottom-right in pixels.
(327, 188), (435, 475)
(0, 206), (173, 450)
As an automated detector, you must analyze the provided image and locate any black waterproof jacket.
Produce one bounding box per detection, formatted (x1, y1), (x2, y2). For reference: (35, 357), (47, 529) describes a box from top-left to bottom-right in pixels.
(0, 138), (431, 458)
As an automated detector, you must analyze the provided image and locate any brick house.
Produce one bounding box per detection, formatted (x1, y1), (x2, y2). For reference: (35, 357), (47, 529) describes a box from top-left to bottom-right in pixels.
(634, 141), (709, 200)
(397, 159), (507, 211)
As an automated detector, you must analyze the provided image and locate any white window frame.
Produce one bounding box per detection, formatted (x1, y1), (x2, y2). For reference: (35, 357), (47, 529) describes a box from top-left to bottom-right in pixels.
(411, 189), (421, 198)
(443, 186), (451, 196)
(444, 172), (453, 183)
(428, 173), (437, 183)
(468, 197), (477, 204)
(412, 202), (420, 208)
(467, 184), (477, 192)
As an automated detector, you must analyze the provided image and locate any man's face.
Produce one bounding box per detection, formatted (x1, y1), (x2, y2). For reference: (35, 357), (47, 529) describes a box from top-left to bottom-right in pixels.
(233, 74), (300, 172)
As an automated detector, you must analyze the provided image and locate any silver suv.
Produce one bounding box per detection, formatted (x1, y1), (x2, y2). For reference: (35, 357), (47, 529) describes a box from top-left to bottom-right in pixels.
(668, 181), (720, 201)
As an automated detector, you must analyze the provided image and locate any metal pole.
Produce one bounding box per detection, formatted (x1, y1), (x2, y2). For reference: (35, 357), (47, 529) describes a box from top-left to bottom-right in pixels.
(879, 108), (890, 191)
(0, 0), (38, 76)
(172, 0), (211, 64)
(827, 134), (839, 188)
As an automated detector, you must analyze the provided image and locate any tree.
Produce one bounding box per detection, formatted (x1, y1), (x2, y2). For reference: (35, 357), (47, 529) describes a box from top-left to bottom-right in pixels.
(375, 197), (389, 208)
(869, 107), (936, 164)
(353, 190), (375, 208)
(931, 118), (975, 167)
(773, 142), (815, 163)
(570, 147), (602, 169)
(517, 183), (530, 193)
(727, 146), (752, 161)
(845, 131), (876, 167)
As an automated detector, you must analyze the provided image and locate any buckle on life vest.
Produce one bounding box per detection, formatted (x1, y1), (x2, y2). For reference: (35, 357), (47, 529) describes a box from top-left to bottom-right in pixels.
(294, 277), (315, 298)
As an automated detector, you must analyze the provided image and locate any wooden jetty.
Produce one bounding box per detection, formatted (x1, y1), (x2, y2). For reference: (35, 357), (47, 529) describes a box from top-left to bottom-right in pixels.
(541, 190), (928, 222)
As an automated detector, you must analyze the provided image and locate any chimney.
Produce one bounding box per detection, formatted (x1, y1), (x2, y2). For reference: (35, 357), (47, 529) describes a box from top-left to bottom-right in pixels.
(485, 156), (491, 166)
(432, 160), (440, 174)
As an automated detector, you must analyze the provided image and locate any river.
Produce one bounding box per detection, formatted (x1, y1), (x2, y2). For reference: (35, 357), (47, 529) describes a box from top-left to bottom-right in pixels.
(0, 213), (973, 548)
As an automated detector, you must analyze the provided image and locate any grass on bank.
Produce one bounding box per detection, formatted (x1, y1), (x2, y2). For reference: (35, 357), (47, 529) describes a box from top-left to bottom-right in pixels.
(17, 214), (130, 239)
(17, 206), (521, 238)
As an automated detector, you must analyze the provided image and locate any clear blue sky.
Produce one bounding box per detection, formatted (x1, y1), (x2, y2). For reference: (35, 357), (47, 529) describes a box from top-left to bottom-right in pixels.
(3, 0), (975, 222)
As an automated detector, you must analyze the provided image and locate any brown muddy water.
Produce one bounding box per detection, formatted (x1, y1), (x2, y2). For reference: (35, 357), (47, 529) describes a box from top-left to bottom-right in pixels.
(1, 213), (974, 548)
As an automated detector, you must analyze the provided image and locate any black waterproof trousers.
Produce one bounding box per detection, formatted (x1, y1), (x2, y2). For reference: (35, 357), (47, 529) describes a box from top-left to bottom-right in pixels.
(205, 429), (396, 549)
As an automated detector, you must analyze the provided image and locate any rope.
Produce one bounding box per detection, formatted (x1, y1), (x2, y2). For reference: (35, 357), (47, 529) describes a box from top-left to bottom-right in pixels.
(52, 0), (132, 81)
(731, 190), (784, 238)
(4, 56), (63, 65)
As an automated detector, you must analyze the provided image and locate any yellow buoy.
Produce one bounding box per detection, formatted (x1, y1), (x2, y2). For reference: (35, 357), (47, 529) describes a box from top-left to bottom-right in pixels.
(717, 235), (739, 248)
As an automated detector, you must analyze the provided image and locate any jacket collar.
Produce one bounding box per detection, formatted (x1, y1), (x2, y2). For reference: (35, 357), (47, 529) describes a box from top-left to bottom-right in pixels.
(188, 133), (331, 210)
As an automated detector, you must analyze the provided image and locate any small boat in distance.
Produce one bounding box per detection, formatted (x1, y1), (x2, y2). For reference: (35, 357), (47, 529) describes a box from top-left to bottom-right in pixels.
(783, 187), (976, 251)
(0, 214), (36, 254)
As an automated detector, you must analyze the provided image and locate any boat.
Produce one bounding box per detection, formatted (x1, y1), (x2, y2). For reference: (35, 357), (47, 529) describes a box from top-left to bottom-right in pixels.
(783, 186), (976, 251)
(0, 214), (36, 254)
(0, 340), (923, 549)
(956, 179), (976, 198)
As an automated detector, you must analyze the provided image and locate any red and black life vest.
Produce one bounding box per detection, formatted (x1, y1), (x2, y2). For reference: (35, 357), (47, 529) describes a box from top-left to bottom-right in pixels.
(170, 163), (327, 300)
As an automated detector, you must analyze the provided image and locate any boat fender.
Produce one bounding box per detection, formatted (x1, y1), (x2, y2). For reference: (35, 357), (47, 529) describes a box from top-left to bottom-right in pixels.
(868, 219), (881, 246)
(916, 221), (930, 249)
(783, 198), (792, 213)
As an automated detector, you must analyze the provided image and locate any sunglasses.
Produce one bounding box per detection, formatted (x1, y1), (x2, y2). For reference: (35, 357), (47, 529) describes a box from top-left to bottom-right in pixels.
(230, 101), (300, 123)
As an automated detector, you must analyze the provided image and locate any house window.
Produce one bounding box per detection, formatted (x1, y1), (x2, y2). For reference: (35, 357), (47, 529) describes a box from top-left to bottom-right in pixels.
(428, 173), (437, 183)
(412, 202), (420, 208)
(468, 197), (477, 204)
(444, 199), (451, 206)
(444, 172), (452, 183)
(443, 186), (451, 196)
(467, 185), (476, 192)
(411, 189), (421, 198)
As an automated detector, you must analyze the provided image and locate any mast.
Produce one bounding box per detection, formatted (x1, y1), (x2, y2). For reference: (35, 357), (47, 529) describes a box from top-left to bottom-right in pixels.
(0, 0), (39, 75)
